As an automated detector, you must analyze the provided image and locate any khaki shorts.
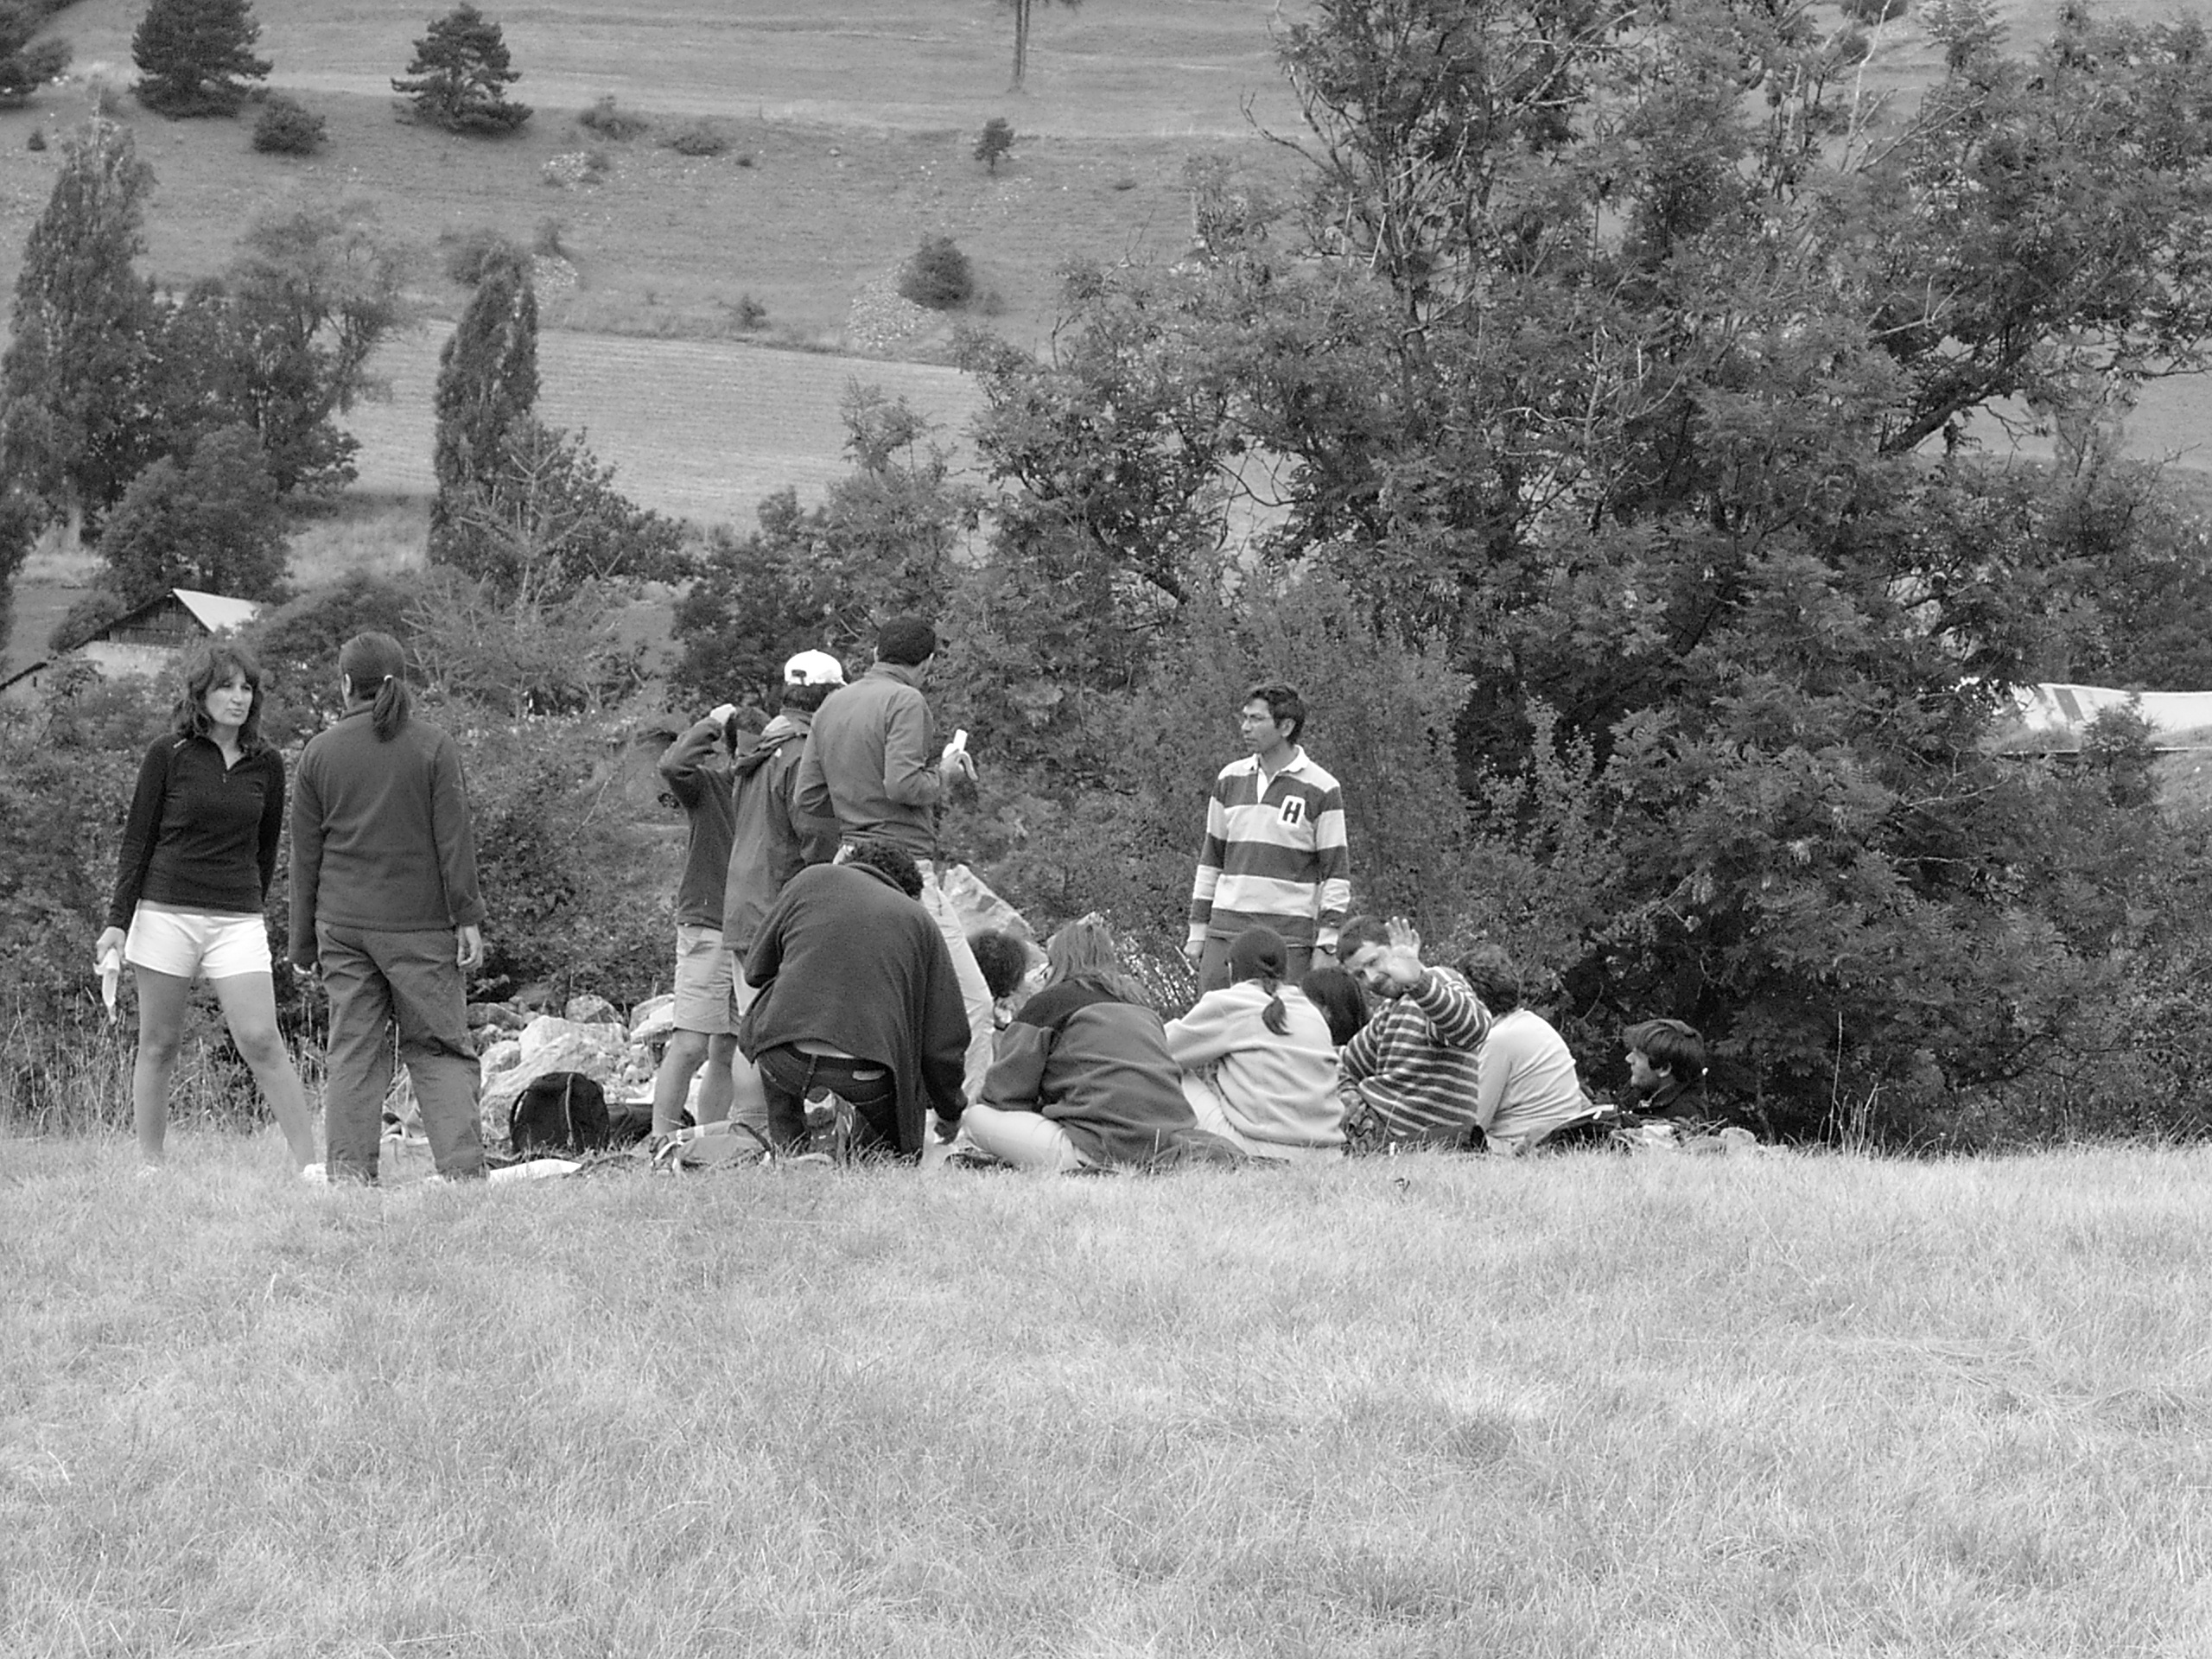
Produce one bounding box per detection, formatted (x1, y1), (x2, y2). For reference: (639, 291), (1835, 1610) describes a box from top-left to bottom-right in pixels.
(671, 924), (737, 1035)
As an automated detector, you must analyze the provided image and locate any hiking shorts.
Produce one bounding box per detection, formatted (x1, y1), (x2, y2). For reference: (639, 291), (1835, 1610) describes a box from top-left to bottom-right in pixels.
(671, 924), (738, 1035)
(125, 902), (271, 981)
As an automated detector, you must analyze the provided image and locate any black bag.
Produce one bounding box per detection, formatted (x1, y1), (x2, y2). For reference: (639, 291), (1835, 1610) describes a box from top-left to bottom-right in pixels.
(507, 1071), (613, 1157)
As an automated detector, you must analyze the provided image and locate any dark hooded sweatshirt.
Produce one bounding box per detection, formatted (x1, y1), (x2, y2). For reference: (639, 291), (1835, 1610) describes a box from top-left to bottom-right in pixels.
(719, 710), (842, 954)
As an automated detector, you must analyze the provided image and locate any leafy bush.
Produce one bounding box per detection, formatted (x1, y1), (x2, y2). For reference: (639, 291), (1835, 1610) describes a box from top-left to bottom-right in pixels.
(898, 234), (973, 310)
(435, 419), (683, 597)
(726, 292), (767, 331)
(441, 226), (524, 287)
(577, 93), (645, 139)
(251, 92), (324, 154)
(27, 128), (47, 149)
(45, 588), (128, 653)
(661, 118), (727, 157)
(244, 567), (421, 743)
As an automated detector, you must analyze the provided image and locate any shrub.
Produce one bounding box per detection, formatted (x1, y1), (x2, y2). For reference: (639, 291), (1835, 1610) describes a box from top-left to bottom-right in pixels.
(27, 129), (47, 149)
(726, 293), (767, 331)
(661, 118), (727, 157)
(576, 93), (645, 139)
(532, 215), (566, 258)
(441, 226), (524, 287)
(251, 91), (324, 154)
(45, 588), (128, 653)
(975, 116), (1014, 173)
(898, 234), (974, 310)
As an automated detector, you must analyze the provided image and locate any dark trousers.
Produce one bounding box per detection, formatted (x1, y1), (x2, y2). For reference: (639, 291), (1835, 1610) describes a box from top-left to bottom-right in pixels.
(755, 1045), (902, 1156)
(319, 922), (485, 1181)
(1198, 933), (1315, 995)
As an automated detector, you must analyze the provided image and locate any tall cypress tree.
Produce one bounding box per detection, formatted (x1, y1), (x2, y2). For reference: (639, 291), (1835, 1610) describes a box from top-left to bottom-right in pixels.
(431, 246), (538, 547)
(0, 120), (163, 534)
(131, 0), (270, 116)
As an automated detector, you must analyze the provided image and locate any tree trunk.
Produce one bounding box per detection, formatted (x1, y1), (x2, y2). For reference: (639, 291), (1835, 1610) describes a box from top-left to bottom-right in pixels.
(1012, 0), (1030, 90)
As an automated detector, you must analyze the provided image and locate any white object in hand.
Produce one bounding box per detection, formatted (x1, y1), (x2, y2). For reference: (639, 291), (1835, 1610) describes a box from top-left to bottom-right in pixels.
(944, 728), (969, 760)
(98, 944), (121, 1019)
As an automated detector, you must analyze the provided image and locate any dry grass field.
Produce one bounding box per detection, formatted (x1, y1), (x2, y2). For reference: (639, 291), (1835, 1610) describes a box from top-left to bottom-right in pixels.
(3, 1135), (2209, 1656)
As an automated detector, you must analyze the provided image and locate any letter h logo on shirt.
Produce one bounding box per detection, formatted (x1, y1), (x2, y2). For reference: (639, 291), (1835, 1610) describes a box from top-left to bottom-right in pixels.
(1279, 798), (1306, 827)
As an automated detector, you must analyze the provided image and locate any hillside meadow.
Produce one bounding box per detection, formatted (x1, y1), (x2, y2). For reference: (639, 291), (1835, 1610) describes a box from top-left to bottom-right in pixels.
(3, 1135), (2209, 1656)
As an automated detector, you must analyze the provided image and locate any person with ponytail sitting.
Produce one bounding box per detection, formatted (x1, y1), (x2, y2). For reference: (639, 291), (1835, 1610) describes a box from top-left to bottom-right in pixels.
(1163, 925), (1344, 1160)
(963, 915), (1219, 1172)
(96, 642), (321, 1177)
(289, 632), (489, 1183)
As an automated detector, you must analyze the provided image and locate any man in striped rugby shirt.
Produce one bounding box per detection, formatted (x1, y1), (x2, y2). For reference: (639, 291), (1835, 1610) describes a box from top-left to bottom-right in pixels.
(1335, 915), (1493, 1149)
(1185, 683), (1353, 993)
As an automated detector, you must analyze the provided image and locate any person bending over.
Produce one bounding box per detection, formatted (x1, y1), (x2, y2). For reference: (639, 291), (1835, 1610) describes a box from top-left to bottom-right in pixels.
(1299, 963), (1370, 1050)
(99, 642), (319, 1177)
(1335, 915), (1492, 1150)
(1458, 944), (1592, 1154)
(964, 916), (1210, 1173)
(1164, 925), (1343, 1160)
(739, 840), (969, 1160)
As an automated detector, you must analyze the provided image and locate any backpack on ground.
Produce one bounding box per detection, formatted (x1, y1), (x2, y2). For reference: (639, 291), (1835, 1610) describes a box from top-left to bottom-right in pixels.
(508, 1071), (613, 1157)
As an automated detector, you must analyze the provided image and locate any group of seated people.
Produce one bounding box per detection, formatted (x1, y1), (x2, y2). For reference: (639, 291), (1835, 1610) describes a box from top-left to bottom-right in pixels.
(931, 908), (1712, 1173)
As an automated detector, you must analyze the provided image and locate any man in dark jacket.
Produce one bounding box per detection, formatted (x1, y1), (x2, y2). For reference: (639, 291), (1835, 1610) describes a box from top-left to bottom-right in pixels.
(739, 841), (969, 1159)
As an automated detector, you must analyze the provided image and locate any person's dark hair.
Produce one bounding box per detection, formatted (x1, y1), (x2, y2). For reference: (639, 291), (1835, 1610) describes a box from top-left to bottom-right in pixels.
(969, 929), (1030, 1001)
(1043, 915), (1149, 1005)
(782, 681), (836, 715)
(1459, 944), (1522, 1014)
(875, 615), (938, 667)
(171, 640), (270, 755)
(1300, 964), (1369, 1047)
(1243, 680), (1306, 745)
(339, 631), (411, 741)
(1335, 915), (1389, 959)
(1228, 925), (1290, 1036)
(1623, 1017), (1707, 1087)
(843, 838), (924, 899)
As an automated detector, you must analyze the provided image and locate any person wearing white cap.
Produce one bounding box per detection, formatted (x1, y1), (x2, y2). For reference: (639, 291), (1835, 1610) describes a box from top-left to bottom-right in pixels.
(702, 648), (849, 1137)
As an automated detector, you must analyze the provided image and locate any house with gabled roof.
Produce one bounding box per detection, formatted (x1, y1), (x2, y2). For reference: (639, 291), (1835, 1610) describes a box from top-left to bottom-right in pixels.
(0, 589), (265, 702)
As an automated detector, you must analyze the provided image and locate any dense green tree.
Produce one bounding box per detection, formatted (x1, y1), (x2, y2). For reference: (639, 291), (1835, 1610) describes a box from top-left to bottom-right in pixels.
(151, 204), (410, 496)
(97, 423), (287, 604)
(671, 387), (975, 705)
(431, 245), (537, 540)
(0, 3), (70, 105)
(393, 4), (531, 135)
(131, 0), (270, 117)
(0, 121), (163, 535)
(950, 0), (2212, 1133)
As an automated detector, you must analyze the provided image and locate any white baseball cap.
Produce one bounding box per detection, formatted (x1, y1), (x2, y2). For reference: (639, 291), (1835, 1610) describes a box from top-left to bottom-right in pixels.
(783, 649), (847, 686)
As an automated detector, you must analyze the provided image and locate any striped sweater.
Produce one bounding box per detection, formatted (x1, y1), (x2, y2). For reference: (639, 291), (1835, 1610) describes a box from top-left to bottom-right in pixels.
(1338, 966), (1492, 1147)
(1186, 748), (1351, 952)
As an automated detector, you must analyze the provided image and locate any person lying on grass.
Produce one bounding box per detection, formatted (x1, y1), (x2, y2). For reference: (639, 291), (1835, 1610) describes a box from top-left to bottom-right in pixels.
(1163, 925), (1344, 1160)
(963, 915), (1241, 1172)
(1335, 915), (1492, 1152)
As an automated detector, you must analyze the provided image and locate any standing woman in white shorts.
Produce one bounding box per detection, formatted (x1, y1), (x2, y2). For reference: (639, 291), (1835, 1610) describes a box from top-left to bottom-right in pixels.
(94, 643), (321, 1175)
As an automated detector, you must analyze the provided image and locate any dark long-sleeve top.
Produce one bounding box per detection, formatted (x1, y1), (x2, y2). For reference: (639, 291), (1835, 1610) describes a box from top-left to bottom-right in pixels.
(106, 735), (286, 928)
(740, 861), (969, 1152)
(792, 663), (944, 861)
(658, 717), (739, 930)
(982, 982), (1200, 1168)
(721, 709), (841, 955)
(289, 710), (485, 963)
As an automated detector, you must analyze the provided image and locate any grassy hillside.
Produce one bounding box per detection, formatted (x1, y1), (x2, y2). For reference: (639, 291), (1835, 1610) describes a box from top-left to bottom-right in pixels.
(4, 1138), (2209, 1655)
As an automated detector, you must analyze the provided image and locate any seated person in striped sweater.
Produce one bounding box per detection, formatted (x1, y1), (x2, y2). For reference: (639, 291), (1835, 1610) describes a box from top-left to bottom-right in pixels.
(1334, 914), (1493, 1150)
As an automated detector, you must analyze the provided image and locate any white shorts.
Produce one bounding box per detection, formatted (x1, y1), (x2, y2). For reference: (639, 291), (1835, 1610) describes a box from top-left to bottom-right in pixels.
(671, 924), (738, 1035)
(124, 903), (273, 981)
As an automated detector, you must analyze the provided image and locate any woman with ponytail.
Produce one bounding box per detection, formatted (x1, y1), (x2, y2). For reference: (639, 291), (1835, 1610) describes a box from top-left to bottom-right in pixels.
(289, 632), (489, 1182)
(96, 642), (321, 1176)
(1163, 925), (1343, 1160)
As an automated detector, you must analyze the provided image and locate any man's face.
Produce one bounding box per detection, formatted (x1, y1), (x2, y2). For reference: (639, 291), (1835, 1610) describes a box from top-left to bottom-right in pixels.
(1239, 698), (1292, 757)
(1343, 941), (1396, 998)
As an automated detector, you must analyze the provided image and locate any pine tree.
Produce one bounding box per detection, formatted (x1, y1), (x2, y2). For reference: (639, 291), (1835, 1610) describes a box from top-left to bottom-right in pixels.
(392, 4), (531, 135)
(0, 121), (164, 533)
(0, 4), (72, 107)
(431, 245), (538, 546)
(131, 0), (270, 117)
